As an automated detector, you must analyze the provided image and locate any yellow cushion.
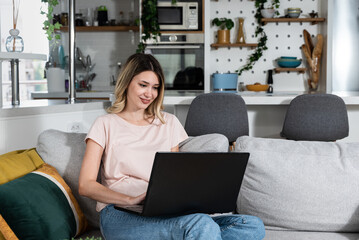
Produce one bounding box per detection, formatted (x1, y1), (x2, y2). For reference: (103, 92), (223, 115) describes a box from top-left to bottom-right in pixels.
(0, 148), (44, 184)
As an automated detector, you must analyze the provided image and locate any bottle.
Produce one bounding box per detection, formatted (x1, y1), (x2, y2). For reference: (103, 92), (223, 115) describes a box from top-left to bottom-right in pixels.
(267, 69), (273, 93)
(238, 82), (245, 92)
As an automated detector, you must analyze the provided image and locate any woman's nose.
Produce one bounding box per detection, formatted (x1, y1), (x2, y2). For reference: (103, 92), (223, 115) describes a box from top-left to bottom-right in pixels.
(144, 87), (152, 97)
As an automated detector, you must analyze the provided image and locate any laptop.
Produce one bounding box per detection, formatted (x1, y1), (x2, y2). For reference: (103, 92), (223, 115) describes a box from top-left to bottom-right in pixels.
(115, 152), (249, 217)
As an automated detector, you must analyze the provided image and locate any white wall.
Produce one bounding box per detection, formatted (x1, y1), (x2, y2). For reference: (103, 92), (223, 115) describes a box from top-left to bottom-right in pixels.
(205, 0), (326, 92)
(0, 108), (107, 154)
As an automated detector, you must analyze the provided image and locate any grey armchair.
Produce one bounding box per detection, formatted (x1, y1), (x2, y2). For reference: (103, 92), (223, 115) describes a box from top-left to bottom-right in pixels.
(184, 93), (249, 144)
(281, 93), (349, 141)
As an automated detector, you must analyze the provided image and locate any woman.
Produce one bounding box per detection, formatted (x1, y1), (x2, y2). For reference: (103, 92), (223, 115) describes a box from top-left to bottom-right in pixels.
(78, 53), (265, 240)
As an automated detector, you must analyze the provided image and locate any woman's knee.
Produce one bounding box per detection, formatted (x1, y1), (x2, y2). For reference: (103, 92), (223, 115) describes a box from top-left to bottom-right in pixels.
(241, 215), (265, 239)
(183, 214), (221, 239)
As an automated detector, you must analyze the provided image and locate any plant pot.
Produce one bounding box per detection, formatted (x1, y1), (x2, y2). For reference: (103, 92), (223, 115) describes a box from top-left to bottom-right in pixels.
(260, 9), (275, 18)
(217, 30), (230, 44)
(212, 73), (238, 91)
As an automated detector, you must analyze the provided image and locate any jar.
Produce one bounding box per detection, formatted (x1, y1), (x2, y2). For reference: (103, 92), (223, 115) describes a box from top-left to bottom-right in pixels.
(53, 14), (61, 25)
(75, 13), (84, 26)
(61, 12), (68, 26)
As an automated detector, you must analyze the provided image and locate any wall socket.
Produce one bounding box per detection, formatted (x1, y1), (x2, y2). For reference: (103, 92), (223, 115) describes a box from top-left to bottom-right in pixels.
(67, 122), (83, 133)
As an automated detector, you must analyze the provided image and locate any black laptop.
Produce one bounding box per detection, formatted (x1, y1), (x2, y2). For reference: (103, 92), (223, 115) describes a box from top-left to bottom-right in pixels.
(115, 152), (249, 217)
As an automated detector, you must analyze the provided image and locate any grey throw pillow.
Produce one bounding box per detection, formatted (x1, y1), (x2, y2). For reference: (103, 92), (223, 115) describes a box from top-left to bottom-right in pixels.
(180, 134), (229, 152)
(235, 136), (359, 232)
(36, 129), (99, 228)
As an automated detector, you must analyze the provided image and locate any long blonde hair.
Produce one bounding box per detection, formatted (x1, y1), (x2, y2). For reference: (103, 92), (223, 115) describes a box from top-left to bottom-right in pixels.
(107, 53), (165, 124)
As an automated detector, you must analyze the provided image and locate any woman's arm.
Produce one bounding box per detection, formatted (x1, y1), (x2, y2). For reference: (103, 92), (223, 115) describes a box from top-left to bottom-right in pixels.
(78, 139), (145, 206)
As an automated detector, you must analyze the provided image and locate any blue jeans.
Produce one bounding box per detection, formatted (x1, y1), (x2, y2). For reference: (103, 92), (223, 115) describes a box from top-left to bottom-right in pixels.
(100, 204), (265, 240)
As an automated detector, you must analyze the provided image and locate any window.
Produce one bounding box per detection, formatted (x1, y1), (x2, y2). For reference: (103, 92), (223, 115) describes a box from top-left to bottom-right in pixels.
(1, 0), (49, 106)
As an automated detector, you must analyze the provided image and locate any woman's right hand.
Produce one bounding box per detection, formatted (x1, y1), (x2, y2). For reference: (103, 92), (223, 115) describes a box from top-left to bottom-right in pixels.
(127, 192), (147, 206)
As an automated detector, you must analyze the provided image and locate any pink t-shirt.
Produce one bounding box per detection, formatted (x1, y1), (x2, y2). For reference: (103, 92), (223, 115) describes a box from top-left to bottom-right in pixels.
(86, 112), (188, 211)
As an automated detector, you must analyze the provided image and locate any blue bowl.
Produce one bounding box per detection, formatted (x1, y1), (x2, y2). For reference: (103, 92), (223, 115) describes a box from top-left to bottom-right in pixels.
(280, 56), (297, 60)
(277, 59), (302, 68)
(212, 73), (238, 90)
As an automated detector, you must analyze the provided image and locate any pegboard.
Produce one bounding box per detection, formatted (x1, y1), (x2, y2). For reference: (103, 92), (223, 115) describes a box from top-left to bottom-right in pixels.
(206, 0), (326, 92)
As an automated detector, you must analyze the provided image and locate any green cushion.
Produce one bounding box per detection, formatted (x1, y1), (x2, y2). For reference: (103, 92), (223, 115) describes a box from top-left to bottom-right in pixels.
(0, 164), (87, 239)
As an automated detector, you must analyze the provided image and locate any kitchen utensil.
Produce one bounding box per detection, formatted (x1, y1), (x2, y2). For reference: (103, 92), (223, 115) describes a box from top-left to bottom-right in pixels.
(303, 29), (314, 56)
(212, 73), (238, 91)
(76, 47), (87, 68)
(246, 84), (269, 92)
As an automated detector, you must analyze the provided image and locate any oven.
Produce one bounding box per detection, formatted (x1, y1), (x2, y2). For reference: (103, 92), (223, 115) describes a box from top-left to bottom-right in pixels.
(145, 33), (204, 90)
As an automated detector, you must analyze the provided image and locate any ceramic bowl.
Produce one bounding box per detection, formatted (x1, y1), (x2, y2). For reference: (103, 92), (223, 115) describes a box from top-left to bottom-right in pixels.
(280, 56), (297, 60)
(260, 9), (275, 18)
(288, 8), (301, 11)
(276, 58), (302, 68)
(246, 84), (269, 92)
(288, 12), (301, 18)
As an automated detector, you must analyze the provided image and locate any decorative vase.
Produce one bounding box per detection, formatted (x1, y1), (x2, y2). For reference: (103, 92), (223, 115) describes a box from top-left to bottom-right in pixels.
(217, 30), (230, 44)
(236, 18), (246, 44)
(5, 29), (24, 52)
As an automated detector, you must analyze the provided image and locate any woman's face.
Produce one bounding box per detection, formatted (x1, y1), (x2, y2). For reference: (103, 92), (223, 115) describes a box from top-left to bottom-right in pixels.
(126, 71), (160, 111)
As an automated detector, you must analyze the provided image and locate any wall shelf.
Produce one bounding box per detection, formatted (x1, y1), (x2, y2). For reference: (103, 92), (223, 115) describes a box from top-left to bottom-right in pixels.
(58, 26), (139, 32)
(274, 68), (306, 73)
(210, 43), (258, 49)
(261, 18), (326, 25)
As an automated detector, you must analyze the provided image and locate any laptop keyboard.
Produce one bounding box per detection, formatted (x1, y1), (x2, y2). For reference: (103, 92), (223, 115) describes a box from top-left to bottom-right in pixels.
(121, 204), (144, 213)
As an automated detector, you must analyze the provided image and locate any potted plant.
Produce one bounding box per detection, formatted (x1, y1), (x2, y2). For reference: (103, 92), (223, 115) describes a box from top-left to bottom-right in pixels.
(40, 0), (62, 42)
(212, 17), (234, 44)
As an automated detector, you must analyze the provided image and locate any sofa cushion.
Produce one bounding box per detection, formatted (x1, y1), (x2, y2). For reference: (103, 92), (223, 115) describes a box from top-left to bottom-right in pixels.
(36, 129), (100, 228)
(0, 164), (87, 239)
(235, 136), (359, 232)
(0, 148), (44, 184)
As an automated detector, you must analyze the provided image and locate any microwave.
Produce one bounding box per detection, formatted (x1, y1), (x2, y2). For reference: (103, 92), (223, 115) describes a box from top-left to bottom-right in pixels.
(157, 1), (200, 31)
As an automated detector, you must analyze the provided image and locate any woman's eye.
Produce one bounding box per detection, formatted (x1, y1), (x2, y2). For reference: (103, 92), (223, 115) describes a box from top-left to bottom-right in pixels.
(139, 84), (146, 87)
(153, 86), (159, 90)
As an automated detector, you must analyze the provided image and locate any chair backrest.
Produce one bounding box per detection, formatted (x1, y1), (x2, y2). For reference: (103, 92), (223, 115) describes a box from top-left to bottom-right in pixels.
(281, 94), (349, 141)
(184, 93), (249, 143)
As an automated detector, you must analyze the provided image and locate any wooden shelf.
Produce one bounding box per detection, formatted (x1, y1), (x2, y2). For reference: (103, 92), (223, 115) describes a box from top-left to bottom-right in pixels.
(261, 17), (325, 25)
(58, 26), (139, 32)
(210, 43), (258, 49)
(274, 68), (306, 73)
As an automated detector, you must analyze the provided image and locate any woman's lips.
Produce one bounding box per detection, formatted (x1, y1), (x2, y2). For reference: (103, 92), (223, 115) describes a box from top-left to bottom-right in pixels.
(141, 98), (151, 104)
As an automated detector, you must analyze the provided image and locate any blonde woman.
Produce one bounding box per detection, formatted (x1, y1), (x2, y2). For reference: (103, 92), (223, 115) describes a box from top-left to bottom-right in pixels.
(79, 53), (265, 240)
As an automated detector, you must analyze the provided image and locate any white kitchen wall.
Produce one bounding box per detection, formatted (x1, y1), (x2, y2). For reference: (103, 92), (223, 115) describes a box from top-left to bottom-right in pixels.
(205, 0), (328, 92)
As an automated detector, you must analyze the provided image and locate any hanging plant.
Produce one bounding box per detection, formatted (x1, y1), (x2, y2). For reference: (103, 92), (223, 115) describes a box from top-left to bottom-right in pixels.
(236, 0), (280, 76)
(137, 0), (177, 53)
(40, 0), (62, 42)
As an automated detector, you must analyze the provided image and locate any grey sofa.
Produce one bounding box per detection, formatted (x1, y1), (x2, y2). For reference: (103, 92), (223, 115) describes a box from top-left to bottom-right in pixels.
(35, 129), (229, 239)
(235, 136), (359, 240)
(34, 130), (359, 239)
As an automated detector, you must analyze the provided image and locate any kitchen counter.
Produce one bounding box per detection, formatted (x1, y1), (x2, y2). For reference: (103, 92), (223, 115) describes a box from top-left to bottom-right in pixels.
(0, 100), (111, 118)
(31, 90), (359, 105)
